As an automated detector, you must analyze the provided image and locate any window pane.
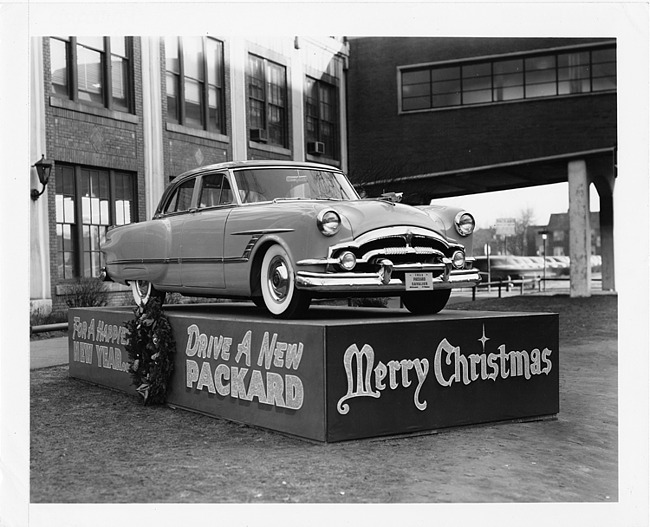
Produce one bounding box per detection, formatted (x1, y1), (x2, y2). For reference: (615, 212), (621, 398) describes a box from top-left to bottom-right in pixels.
(165, 37), (180, 73)
(100, 198), (109, 225)
(206, 38), (223, 87)
(248, 55), (265, 100)
(558, 52), (590, 94)
(432, 66), (460, 82)
(250, 99), (264, 129)
(110, 37), (126, 57)
(494, 59), (523, 101)
(431, 67), (460, 107)
(183, 37), (204, 81)
(403, 82), (430, 99)
(77, 46), (104, 105)
(111, 56), (129, 111)
(432, 92), (460, 107)
(402, 69), (429, 86)
(207, 85), (222, 132)
(199, 174), (224, 207)
(64, 196), (75, 223)
(525, 55), (556, 98)
(462, 63), (492, 104)
(494, 59), (522, 75)
(402, 96), (430, 111)
(592, 49), (616, 91)
(184, 78), (203, 128)
(77, 36), (104, 50)
(166, 179), (195, 213)
(55, 194), (64, 223)
(494, 84), (523, 101)
(166, 72), (179, 123)
(50, 38), (69, 96)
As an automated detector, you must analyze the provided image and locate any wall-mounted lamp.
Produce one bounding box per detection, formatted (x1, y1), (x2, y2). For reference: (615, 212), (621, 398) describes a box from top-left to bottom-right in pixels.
(31, 155), (53, 201)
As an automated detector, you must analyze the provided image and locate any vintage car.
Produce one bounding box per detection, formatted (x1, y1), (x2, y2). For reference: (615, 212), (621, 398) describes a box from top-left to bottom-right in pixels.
(101, 161), (481, 318)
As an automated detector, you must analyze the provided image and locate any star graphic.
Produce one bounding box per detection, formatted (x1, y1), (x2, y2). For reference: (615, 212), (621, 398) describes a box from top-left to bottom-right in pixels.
(478, 324), (490, 352)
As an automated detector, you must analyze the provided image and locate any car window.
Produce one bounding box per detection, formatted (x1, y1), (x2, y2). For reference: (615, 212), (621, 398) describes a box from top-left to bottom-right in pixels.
(163, 178), (195, 214)
(234, 168), (358, 203)
(198, 173), (233, 208)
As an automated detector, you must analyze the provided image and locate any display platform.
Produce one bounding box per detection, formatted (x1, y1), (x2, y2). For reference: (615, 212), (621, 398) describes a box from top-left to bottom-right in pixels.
(68, 303), (559, 442)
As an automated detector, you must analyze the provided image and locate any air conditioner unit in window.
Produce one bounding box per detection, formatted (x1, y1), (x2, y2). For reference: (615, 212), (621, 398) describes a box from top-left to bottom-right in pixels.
(307, 141), (325, 155)
(250, 128), (268, 143)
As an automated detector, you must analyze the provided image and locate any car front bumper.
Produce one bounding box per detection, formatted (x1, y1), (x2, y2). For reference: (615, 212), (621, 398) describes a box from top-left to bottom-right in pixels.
(295, 264), (481, 294)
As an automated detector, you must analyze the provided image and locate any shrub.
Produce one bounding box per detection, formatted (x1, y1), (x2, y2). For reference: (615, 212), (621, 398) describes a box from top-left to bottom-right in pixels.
(64, 277), (109, 308)
(350, 297), (389, 308)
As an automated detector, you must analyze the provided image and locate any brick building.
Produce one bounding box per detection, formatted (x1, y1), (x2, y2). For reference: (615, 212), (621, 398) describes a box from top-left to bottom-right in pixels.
(29, 36), (618, 312)
(29, 36), (349, 313)
(346, 37), (617, 296)
(529, 212), (602, 258)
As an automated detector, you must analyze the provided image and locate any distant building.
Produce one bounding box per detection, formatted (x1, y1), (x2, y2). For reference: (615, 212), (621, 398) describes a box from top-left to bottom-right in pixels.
(530, 212), (601, 257)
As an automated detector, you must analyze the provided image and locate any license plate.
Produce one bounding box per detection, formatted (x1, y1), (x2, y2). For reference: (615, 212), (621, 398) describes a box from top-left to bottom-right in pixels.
(405, 272), (434, 291)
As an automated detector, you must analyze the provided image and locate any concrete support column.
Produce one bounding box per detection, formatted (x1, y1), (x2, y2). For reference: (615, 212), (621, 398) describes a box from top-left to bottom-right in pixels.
(29, 37), (52, 313)
(592, 167), (616, 291)
(568, 159), (591, 297)
(141, 38), (165, 219)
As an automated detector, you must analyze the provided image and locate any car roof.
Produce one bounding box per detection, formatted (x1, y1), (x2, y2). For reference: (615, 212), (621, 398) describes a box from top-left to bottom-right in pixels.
(171, 160), (342, 183)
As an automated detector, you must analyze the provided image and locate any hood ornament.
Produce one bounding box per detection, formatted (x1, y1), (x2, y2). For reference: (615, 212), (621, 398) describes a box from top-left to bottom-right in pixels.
(404, 230), (413, 247)
(379, 192), (403, 204)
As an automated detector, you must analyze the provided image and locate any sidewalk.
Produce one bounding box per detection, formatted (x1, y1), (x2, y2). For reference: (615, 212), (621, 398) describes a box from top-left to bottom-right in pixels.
(30, 337), (68, 370)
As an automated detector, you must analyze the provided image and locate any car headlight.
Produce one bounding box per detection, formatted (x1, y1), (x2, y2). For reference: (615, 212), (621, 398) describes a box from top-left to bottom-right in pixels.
(454, 212), (475, 237)
(317, 209), (341, 237)
(338, 251), (357, 271)
(452, 250), (466, 269)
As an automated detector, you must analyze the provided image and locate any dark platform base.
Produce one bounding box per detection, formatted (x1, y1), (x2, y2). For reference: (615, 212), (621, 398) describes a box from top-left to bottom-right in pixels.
(68, 303), (559, 442)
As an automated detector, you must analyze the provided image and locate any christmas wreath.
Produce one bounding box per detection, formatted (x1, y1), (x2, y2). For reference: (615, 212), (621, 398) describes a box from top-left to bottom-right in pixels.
(124, 301), (176, 405)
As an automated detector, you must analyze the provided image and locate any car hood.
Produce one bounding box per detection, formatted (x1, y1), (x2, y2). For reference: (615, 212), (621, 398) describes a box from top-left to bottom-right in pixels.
(329, 200), (442, 238)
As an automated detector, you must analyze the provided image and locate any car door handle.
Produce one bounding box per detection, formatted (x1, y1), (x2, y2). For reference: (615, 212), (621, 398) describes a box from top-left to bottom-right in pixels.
(188, 207), (198, 214)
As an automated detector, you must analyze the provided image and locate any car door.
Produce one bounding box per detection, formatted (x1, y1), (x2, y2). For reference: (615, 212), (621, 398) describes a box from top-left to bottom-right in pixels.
(180, 172), (234, 289)
(154, 176), (199, 286)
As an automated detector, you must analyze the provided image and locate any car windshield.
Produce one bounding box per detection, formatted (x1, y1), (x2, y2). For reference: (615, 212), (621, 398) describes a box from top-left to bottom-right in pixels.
(233, 168), (358, 203)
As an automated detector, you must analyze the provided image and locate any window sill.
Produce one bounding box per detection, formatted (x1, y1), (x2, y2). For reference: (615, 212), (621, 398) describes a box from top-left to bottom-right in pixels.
(306, 154), (340, 167)
(50, 96), (139, 124)
(248, 141), (291, 156)
(166, 123), (230, 143)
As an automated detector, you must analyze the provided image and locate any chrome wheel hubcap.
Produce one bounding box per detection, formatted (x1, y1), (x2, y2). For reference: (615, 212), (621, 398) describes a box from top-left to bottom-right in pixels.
(267, 256), (289, 302)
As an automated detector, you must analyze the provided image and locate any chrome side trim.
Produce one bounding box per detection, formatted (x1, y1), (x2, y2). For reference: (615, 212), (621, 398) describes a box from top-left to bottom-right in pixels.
(231, 228), (294, 236)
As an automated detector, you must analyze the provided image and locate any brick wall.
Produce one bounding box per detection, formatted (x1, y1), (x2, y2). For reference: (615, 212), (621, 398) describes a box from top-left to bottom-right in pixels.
(43, 37), (145, 311)
(161, 37), (233, 181)
(347, 37), (617, 188)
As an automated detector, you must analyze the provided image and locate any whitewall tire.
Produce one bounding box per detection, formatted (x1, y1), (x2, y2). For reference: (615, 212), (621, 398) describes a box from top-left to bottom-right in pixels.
(260, 245), (310, 318)
(130, 280), (165, 307)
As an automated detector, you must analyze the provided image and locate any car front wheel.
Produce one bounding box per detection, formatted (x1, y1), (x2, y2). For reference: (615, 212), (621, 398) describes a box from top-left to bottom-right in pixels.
(401, 289), (451, 315)
(130, 280), (165, 307)
(260, 245), (310, 318)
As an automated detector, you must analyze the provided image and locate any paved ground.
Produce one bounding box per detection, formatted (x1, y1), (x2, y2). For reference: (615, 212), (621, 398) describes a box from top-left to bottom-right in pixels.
(26, 293), (645, 527)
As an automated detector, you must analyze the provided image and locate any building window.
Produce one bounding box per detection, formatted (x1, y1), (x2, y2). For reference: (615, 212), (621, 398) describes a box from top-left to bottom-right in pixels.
(247, 54), (288, 147)
(50, 37), (133, 112)
(305, 76), (339, 159)
(400, 44), (616, 112)
(165, 37), (225, 133)
(55, 164), (137, 279)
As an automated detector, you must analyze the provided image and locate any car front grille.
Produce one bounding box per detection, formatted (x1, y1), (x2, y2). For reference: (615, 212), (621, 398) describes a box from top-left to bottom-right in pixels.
(331, 230), (452, 274)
